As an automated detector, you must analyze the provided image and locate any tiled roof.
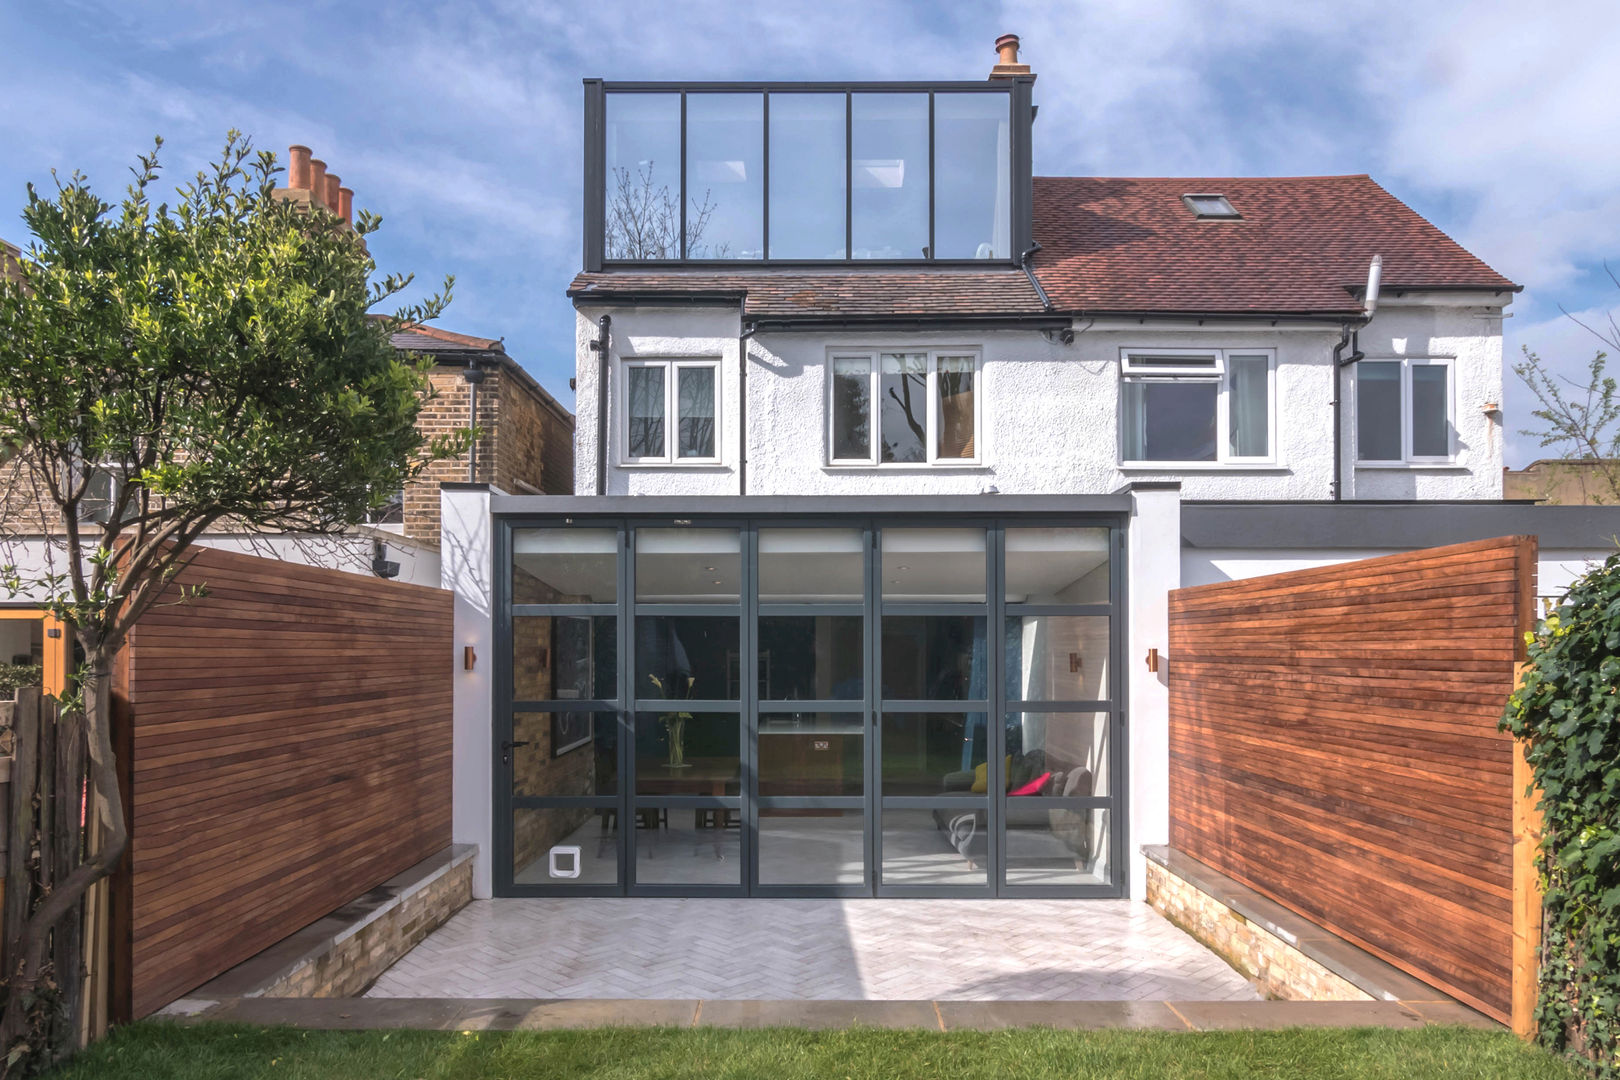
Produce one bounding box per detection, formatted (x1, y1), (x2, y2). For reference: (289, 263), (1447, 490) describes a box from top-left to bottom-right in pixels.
(567, 269), (1046, 318)
(567, 174), (1517, 319)
(389, 322), (504, 354)
(1030, 175), (1517, 314)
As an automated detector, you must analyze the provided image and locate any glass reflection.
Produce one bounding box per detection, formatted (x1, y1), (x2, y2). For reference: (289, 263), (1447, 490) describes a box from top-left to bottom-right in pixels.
(512, 529), (617, 603)
(605, 93), (681, 260)
(933, 93), (1010, 259)
(513, 711), (617, 797)
(881, 616), (987, 701)
(881, 808), (989, 886)
(1005, 806), (1110, 886)
(758, 713), (863, 796)
(759, 809), (865, 885)
(514, 616), (616, 701)
(1003, 528), (1110, 604)
(635, 616), (741, 701)
(1004, 712), (1109, 798)
(851, 93), (928, 259)
(1004, 615), (1110, 701)
(759, 616), (863, 700)
(768, 93), (846, 259)
(758, 527), (864, 602)
(881, 712), (989, 795)
(685, 93), (763, 258)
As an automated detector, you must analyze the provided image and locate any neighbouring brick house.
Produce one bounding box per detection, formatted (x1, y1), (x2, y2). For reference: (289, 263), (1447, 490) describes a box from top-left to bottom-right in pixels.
(391, 324), (576, 544)
(269, 145), (577, 543)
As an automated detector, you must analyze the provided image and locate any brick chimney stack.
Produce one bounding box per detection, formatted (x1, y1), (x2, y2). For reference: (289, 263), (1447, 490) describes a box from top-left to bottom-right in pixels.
(989, 33), (1033, 80)
(272, 144), (354, 225)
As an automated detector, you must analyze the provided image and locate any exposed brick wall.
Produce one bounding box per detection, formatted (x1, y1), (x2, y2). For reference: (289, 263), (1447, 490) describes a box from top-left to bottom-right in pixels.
(257, 856), (473, 999)
(403, 361), (576, 542)
(1146, 861), (1371, 1003)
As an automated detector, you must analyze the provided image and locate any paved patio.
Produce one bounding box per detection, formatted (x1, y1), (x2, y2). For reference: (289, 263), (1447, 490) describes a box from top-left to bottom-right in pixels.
(364, 898), (1262, 1002)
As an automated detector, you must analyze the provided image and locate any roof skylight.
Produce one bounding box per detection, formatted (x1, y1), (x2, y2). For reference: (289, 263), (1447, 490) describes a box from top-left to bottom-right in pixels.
(1183, 193), (1240, 219)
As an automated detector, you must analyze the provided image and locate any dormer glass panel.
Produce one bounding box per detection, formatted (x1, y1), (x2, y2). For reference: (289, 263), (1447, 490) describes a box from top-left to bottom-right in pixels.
(686, 93), (763, 259)
(589, 81), (1028, 265)
(604, 93), (681, 260)
(769, 94), (847, 259)
(851, 93), (929, 259)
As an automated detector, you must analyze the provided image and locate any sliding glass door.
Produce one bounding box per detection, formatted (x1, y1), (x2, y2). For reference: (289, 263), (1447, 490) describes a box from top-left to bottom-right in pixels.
(495, 515), (1124, 898)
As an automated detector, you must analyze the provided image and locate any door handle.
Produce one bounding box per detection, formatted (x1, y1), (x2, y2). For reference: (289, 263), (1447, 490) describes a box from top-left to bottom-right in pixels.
(501, 740), (532, 765)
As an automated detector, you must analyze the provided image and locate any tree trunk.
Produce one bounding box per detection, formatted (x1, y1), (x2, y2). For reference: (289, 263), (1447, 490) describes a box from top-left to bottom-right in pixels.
(0, 649), (123, 1076)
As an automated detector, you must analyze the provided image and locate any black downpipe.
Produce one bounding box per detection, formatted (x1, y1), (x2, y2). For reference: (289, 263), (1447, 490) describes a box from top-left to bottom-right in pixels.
(1020, 241), (1053, 312)
(738, 304), (749, 495)
(1330, 326), (1365, 501)
(463, 361), (488, 483)
(592, 314), (611, 496)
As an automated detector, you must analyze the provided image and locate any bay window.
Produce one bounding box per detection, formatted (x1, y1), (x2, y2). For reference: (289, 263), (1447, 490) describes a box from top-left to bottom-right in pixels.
(1119, 349), (1274, 465)
(1356, 358), (1453, 464)
(623, 359), (720, 464)
(830, 349), (980, 465)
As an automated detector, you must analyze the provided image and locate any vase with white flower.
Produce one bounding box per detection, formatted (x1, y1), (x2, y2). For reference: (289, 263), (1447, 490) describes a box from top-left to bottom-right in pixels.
(648, 673), (695, 769)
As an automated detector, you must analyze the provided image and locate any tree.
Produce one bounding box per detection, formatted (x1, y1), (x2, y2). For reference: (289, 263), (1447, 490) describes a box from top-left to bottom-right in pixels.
(603, 161), (726, 259)
(1515, 267), (1620, 504)
(0, 133), (469, 1067)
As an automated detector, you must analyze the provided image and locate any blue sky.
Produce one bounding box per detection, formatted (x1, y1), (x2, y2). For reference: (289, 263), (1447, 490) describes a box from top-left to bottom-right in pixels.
(2, 0), (1616, 466)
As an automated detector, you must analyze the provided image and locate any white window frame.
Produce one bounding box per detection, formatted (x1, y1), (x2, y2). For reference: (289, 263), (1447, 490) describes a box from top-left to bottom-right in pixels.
(825, 348), (984, 467)
(1354, 356), (1455, 466)
(619, 357), (722, 466)
(1117, 347), (1277, 467)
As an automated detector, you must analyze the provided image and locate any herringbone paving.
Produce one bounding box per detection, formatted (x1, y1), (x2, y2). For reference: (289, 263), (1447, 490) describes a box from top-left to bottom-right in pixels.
(365, 899), (1261, 1002)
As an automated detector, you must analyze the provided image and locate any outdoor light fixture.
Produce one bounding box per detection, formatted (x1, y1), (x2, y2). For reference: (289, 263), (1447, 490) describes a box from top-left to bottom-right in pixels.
(463, 645), (477, 671)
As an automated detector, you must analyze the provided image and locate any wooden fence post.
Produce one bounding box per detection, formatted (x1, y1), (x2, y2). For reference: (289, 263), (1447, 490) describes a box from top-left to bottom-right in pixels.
(1511, 663), (1545, 1040)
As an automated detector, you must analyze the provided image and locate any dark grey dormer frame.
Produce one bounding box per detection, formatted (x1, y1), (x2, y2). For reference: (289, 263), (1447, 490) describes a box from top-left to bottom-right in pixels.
(582, 79), (1034, 272)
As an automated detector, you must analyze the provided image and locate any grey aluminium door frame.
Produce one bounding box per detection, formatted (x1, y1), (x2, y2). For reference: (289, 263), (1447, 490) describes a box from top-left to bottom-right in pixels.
(492, 510), (1128, 899)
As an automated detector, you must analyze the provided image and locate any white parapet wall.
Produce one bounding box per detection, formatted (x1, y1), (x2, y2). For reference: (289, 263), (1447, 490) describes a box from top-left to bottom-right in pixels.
(442, 484), (495, 900)
(1126, 484), (1181, 901)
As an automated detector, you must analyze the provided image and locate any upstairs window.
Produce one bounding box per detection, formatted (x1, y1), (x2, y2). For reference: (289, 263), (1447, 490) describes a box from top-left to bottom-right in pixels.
(1183, 193), (1240, 219)
(1119, 349), (1274, 465)
(830, 350), (980, 465)
(596, 84), (1018, 264)
(623, 359), (719, 464)
(1356, 359), (1453, 464)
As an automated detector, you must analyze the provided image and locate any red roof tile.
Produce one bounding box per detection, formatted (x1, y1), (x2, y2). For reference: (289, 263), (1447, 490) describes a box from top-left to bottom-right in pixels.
(567, 174), (1517, 319)
(567, 269), (1046, 318)
(1030, 175), (1517, 314)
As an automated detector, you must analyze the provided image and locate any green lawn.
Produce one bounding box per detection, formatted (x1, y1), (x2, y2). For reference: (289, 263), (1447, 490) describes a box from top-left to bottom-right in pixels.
(45, 1022), (1584, 1080)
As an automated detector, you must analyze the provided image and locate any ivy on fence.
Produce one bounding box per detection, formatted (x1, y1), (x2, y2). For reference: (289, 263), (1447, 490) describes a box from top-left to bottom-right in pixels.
(1503, 551), (1620, 1078)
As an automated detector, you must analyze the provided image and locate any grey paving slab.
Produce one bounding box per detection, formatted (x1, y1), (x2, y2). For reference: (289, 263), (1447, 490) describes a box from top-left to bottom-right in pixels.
(457, 999), (701, 1030)
(1170, 1000), (1427, 1030)
(197, 997), (471, 1030)
(936, 1000), (1187, 1031)
(697, 999), (942, 1029)
(365, 898), (1263, 1003)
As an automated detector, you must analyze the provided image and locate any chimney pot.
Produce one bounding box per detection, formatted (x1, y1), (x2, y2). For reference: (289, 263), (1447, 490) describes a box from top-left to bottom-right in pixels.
(288, 145), (312, 190)
(325, 174), (341, 215)
(308, 159), (328, 209)
(338, 186), (354, 223)
(990, 32), (1033, 80)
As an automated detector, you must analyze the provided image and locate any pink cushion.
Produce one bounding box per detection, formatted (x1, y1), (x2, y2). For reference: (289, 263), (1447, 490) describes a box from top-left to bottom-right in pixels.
(1009, 771), (1052, 797)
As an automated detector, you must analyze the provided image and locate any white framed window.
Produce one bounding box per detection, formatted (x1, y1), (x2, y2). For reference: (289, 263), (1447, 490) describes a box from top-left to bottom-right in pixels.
(827, 348), (981, 465)
(621, 358), (720, 464)
(1355, 358), (1453, 465)
(1118, 348), (1275, 465)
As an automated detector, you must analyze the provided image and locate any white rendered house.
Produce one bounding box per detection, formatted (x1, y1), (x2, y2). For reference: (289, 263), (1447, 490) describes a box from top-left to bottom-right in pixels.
(439, 38), (1618, 904)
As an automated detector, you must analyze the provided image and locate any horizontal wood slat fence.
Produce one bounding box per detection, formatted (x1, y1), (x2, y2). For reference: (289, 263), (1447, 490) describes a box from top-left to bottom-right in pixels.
(111, 546), (453, 1020)
(1167, 536), (1537, 1023)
